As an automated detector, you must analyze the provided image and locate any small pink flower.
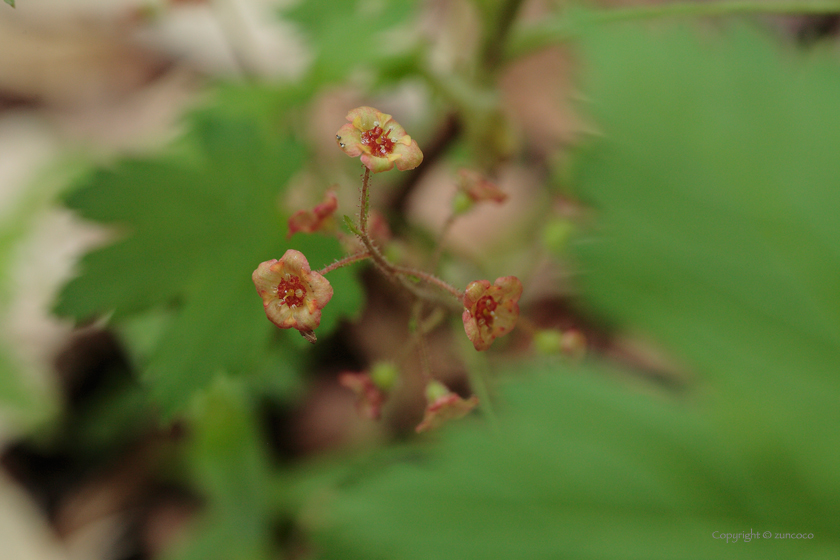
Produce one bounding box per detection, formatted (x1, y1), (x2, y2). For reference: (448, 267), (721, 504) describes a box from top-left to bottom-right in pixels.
(457, 169), (507, 203)
(335, 106), (423, 173)
(252, 250), (333, 343)
(339, 372), (387, 420)
(287, 190), (338, 239)
(462, 276), (523, 351)
(416, 381), (479, 433)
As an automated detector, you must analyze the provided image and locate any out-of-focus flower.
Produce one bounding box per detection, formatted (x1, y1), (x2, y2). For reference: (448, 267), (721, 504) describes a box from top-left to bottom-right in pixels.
(252, 250), (333, 343)
(336, 106), (423, 173)
(462, 276), (523, 351)
(287, 190), (338, 239)
(533, 328), (586, 359)
(416, 380), (479, 433)
(339, 372), (387, 420)
(457, 168), (507, 204)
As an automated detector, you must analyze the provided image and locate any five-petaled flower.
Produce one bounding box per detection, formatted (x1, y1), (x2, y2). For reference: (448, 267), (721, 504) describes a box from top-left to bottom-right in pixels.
(336, 106), (423, 173)
(287, 190), (338, 239)
(462, 276), (523, 351)
(416, 380), (479, 433)
(252, 250), (333, 343)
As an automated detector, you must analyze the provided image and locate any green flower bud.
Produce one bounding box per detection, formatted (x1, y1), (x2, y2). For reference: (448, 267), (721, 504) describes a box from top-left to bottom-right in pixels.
(370, 361), (398, 391)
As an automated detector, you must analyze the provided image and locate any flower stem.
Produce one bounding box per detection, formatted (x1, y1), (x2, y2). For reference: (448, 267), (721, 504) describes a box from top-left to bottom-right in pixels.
(429, 213), (458, 273)
(479, 0), (526, 75)
(391, 264), (463, 302)
(506, 0), (840, 60)
(359, 166), (371, 234)
(317, 250), (371, 276)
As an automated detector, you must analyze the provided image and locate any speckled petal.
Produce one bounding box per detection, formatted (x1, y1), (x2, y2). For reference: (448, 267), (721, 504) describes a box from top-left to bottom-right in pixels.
(336, 123), (364, 157)
(306, 270), (333, 306)
(494, 276), (523, 300)
(462, 279), (491, 309)
(462, 309), (490, 351)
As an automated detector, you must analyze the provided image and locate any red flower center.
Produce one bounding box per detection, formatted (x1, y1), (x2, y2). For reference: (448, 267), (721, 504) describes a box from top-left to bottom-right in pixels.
(474, 295), (498, 328)
(361, 125), (395, 157)
(277, 275), (306, 307)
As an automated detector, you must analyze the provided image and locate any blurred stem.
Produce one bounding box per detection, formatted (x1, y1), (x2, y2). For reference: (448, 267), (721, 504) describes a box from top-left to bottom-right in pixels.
(463, 347), (499, 432)
(478, 0), (526, 76)
(429, 213), (458, 273)
(507, 0), (840, 60)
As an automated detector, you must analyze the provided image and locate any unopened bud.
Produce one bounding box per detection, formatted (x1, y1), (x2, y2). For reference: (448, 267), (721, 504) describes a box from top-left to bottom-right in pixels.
(542, 219), (575, 255)
(370, 361), (398, 391)
(452, 190), (474, 215)
(424, 380), (450, 403)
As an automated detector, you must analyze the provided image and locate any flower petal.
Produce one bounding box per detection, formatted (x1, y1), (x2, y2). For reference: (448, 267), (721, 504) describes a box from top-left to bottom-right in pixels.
(336, 123), (364, 157)
(416, 392), (479, 432)
(360, 153), (396, 174)
(393, 139), (423, 171)
(347, 106), (391, 131)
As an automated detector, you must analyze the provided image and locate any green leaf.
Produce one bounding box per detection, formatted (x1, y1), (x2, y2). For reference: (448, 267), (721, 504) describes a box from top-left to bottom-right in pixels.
(3, 0), (14, 8)
(55, 108), (361, 417)
(166, 376), (273, 560)
(342, 215), (362, 237)
(284, 0), (419, 85)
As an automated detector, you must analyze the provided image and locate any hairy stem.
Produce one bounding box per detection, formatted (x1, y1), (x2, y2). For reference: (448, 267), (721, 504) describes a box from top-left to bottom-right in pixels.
(359, 167), (371, 234)
(317, 250), (371, 276)
(391, 264), (464, 301)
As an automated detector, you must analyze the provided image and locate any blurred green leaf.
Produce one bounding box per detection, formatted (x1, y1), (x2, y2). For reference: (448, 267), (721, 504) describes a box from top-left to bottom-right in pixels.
(572, 23), (840, 510)
(166, 376), (273, 560)
(300, 23), (840, 559)
(3, 0), (14, 8)
(55, 107), (361, 417)
(307, 367), (837, 559)
(284, 0), (419, 85)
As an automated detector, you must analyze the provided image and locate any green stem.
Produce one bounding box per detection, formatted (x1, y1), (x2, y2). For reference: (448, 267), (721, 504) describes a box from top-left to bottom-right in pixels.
(479, 0), (527, 75)
(507, 0), (840, 60)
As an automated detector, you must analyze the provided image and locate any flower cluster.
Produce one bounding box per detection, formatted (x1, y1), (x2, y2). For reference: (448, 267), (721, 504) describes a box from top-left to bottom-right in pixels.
(250, 106), (531, 433)
(252, 250), (333, 343)
(336, 107), (423, 173)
